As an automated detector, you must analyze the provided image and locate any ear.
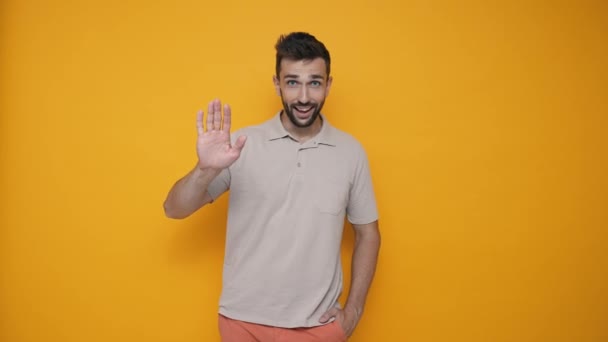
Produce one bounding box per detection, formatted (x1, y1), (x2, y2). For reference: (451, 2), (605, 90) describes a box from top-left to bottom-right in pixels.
(325, 76), (333, 95)
(273, 75), (281, 96)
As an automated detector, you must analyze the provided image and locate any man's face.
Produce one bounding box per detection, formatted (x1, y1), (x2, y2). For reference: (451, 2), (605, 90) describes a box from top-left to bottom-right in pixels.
(273, 58), (332, 128)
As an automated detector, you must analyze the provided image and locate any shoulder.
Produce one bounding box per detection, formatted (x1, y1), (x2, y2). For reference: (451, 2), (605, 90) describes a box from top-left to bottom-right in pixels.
(328, 125), (367, 156)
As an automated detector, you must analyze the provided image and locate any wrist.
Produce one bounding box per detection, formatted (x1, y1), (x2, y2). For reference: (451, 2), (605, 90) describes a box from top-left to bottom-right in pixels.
(196, 165), (222, 174)
(193, 165), (222, 182)
(344, 305), (363, 321)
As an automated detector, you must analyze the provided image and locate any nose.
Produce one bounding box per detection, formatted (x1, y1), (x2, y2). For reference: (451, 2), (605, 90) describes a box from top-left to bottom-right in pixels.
(298, 85), (309, 103)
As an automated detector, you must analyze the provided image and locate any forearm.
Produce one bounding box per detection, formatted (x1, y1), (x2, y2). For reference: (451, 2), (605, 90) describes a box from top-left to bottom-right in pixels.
(344, 221), (381, 318)
(163, 166), (221, 219)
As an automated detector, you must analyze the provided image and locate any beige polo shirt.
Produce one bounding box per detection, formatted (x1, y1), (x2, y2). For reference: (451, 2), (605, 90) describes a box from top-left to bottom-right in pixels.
(207, 112), (378, 328)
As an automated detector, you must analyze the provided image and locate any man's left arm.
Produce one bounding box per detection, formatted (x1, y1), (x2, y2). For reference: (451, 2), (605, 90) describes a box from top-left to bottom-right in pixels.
(319, 220), (381, 337)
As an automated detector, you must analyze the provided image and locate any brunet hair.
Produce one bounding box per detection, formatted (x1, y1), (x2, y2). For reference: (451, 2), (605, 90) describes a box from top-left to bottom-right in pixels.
(275, 32), (331, 78)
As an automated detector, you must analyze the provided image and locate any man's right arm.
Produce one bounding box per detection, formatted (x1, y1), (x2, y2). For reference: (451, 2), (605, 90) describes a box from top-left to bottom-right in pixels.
(163, 99), (246, 219)
(163, 166), (221, 219)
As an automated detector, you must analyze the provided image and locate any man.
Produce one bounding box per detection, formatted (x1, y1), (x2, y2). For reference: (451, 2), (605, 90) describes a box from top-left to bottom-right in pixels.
(164, 32), (380, 342)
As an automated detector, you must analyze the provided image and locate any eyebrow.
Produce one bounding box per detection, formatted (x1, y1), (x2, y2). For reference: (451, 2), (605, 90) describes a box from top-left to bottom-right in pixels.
(283, 74), (326, 80)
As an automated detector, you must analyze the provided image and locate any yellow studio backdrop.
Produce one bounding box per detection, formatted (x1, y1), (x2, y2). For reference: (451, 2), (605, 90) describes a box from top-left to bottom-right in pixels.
(1, 0), (607, 341)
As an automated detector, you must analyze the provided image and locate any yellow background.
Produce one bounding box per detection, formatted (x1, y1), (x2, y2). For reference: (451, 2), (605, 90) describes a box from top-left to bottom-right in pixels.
(1, 0), (607, 341)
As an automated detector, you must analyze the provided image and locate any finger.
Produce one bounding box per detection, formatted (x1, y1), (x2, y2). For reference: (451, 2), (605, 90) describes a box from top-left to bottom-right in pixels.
(196, 110), (204, 136)
(222, 104), (231, 133)
(206, 100), (214, 131)
(319, 307), (339, 323)
(213, 99), (222, 131)
(232, 135), (247, 151)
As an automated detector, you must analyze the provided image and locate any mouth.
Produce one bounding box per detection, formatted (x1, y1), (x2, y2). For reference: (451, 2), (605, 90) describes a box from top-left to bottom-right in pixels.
(292, 104), (315, 118)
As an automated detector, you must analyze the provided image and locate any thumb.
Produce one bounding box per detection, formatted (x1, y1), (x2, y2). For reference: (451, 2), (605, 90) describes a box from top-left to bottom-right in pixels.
(319, 307), (339, 323)
(232, 135), (247, 150)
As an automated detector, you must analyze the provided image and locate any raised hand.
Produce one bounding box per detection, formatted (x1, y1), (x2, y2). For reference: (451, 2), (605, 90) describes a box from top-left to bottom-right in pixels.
(196, 99), (247, 171)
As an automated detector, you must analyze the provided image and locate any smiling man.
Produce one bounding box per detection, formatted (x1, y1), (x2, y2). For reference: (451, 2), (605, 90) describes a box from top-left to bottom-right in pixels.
(164, 32), (380, 342)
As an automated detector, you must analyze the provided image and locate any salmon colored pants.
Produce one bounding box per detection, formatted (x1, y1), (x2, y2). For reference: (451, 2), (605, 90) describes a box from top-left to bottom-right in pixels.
(218, 314), (347, 342)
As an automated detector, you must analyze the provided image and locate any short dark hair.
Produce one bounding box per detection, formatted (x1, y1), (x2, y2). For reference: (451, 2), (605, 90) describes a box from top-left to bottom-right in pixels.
(275, 32), (331, 78)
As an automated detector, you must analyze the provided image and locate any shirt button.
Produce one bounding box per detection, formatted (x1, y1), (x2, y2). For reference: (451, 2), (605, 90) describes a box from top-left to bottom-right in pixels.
(297, 162), (301, 167)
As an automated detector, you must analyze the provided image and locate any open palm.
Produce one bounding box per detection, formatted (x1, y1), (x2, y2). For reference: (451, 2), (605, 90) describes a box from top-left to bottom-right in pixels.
(196, 99), (246, 170)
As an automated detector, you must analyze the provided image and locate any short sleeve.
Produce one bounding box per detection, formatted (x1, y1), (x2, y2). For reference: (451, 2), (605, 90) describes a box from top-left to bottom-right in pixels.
(207, 168), (230, 201)
(346, 147), (378, 224)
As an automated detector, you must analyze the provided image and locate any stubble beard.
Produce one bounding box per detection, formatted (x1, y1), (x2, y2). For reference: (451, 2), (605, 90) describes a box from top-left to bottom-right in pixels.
(281, 93), (325, 128)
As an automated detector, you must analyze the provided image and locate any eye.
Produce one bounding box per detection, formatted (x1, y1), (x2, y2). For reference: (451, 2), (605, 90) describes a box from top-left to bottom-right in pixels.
(310, 81), (322, 87)
(286, 80), (298, 86)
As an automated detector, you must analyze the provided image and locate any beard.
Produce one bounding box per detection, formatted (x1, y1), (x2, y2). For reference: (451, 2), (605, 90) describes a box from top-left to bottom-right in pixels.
(281, 93), (325, 128)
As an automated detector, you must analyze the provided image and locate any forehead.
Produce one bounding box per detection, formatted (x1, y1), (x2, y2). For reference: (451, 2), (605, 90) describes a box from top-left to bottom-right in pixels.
(279, 58), (327, 79)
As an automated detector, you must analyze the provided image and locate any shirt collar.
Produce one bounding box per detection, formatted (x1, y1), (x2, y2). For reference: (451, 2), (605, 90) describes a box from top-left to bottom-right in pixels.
(266, 111), (337, 147)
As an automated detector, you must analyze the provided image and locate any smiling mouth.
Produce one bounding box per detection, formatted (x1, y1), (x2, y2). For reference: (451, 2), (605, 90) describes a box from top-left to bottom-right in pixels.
(293, 104), (315, 116)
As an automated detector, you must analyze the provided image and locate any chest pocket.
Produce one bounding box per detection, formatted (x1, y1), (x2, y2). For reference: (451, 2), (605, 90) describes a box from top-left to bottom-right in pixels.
(316, 179), (349, 216)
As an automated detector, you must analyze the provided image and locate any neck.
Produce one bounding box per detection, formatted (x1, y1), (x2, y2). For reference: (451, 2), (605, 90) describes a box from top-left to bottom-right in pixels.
(280, 112), (322, 143)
